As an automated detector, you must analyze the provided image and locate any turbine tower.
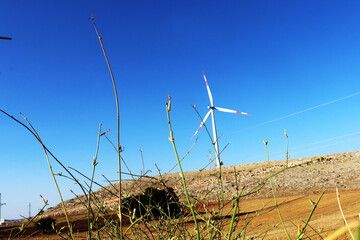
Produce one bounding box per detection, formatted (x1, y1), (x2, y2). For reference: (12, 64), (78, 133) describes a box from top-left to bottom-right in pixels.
(0, 193), (6, 220)
(29, 203), (31, 218)
(192, 71), (251, 169)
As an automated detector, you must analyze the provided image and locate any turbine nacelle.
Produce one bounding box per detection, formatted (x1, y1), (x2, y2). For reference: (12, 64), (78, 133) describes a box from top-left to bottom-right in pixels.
(207, 105), (252, 115)
(191, 71), (252, 168)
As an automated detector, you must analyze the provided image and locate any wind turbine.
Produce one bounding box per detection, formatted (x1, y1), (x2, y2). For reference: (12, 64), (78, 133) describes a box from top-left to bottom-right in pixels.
(191, 71), (251, 169)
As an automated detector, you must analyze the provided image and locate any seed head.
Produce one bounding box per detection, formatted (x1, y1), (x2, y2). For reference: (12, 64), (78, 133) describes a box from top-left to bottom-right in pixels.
(167, 95), (172, 111)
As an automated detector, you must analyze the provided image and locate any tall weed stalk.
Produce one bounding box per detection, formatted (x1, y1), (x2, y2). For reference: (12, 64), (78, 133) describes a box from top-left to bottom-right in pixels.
(90, 17), (123, 237)
(166, 96), (200, 240)
(264, 140), (291, 240)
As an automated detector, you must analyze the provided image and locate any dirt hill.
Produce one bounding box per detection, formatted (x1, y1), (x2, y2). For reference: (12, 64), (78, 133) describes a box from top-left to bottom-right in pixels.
(44, 151), (360, 217)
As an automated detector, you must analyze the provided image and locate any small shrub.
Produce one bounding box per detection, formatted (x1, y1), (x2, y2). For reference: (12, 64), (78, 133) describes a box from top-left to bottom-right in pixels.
(35, 217), (55, 234)
(123, 187), (181, 219)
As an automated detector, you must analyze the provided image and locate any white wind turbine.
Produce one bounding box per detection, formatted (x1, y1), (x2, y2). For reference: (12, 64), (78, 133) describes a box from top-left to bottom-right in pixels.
(192, 71), (251, 169)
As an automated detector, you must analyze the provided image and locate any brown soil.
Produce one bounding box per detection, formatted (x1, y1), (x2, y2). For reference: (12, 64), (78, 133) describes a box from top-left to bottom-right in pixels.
(1, 151), (360, 239)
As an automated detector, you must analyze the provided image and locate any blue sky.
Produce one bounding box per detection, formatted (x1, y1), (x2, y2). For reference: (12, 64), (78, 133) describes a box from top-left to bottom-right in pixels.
(1, 1), (360, 219)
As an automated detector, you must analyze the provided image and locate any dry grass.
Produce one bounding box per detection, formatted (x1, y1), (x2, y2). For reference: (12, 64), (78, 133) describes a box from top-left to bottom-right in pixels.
(2, 189), (360, 239)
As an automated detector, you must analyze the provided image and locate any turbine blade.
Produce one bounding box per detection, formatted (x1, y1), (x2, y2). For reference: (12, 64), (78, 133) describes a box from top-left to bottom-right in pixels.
(202, 71), (214, 106)
(191, 110), (211, 139)
(214, 106), (252, 115)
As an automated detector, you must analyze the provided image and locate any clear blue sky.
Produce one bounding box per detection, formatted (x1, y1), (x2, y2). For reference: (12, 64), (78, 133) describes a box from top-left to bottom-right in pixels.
(1, 1), (360, 219)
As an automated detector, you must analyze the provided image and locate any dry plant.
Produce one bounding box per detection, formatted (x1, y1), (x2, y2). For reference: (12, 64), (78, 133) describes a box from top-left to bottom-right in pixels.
(1, 17), (359, 240)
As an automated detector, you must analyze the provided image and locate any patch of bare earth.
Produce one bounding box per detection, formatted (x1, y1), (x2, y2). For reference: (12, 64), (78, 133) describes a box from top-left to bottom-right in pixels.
(2, 151), (360, 239)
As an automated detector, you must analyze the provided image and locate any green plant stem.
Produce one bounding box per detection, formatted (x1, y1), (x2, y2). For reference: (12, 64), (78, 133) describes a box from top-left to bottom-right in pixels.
(10, 199), (48, 239)
(167, 137), (198, 173)
(192, 106), (224, 213)
(87, 123), (102, 239)
(226, 188), (244, 240)
(66, 167), (118, 198)
(196, 213), (227, 238)
(264, 140), (291, 240)
(285, 129), (289, 168)
(296, 189), (326, 239)
(20, 113), (75, 239)
(0, 110), (89, 198)
(166, 98), (200, 240)
(90, 17), (123, 238)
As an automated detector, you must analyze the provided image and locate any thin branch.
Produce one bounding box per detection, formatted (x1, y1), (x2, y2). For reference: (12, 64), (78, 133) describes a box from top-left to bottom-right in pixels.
(336, 187), (355, 240)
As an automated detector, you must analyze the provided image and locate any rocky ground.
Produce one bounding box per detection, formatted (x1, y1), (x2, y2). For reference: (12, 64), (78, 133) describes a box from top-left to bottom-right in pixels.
(44, 151), (360, 217)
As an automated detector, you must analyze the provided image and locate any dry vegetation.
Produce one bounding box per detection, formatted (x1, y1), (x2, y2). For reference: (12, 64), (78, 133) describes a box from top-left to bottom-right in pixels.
(44, 151), (360, 215)
(2, 151), (360, 239)
(2, 18), (360, 240)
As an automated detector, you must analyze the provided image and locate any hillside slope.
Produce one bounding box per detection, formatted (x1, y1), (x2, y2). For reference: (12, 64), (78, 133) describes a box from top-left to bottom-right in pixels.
(45, 151), (360, 216)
